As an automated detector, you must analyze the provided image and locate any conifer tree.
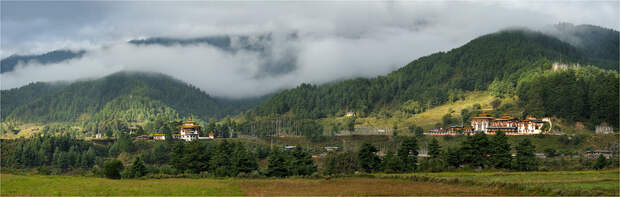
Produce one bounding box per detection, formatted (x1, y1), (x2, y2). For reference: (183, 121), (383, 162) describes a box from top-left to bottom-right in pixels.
(514, 138), (538, 171)
(130, 156), (147, 178)
(428, 138), (441, 158)
(266, 148), (289, 177)
(383, 150), (403, 173)
(490, 131), (512, 169)
(289, 146), (316, 176)
(461, 132), (489, 168)
(358, 142), (381, 173)
(397, 137), (419, 172)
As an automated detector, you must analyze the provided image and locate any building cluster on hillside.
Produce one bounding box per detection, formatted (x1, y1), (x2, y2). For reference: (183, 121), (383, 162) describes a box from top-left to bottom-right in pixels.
(137, 117), (214, 141)
(425, 113), (549, 135)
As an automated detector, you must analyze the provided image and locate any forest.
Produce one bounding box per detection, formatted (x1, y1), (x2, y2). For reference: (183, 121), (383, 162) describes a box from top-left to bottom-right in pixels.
(2, 131), (617, 179)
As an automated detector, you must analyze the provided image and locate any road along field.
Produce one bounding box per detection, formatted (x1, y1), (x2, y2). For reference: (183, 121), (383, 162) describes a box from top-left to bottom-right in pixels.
(375, 169), (619, 196)
(1, 174), (517, 196)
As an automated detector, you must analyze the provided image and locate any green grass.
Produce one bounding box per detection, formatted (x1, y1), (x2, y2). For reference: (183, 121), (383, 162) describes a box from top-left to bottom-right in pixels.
(0, 174), (243, 196)
(375, 169), (619, 196)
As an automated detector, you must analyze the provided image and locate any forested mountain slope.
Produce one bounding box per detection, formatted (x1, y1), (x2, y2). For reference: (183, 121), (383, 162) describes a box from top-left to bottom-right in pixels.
(255, 28), (619, 126)
(1, 72), (262, 124)
(0, 50), (85, 73)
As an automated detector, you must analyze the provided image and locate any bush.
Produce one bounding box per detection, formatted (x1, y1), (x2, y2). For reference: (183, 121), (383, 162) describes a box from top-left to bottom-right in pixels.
(103, 159), (124, 179)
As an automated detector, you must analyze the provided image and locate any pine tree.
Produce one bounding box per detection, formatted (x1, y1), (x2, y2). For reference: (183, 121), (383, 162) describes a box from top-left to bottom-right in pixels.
(397, 137), (419, 172)
(266, 148), (289, 177)
(489, 131), (512, 169)
(514, 138), (538, 171)
(170, 141), (186, 173)
(428, 138), (441, 158)
(130, 157), (147, 178)
(461, 132), (489, 168)
(383, 150), (403, 173)
(210, 140), (234, 176)
(289, 146), (316, 176)
(231, 143), (258, 175)
(358, 142), (381, 173)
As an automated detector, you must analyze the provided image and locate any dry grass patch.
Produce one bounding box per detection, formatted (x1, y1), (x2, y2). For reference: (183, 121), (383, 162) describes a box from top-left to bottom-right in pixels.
(237, 177), (515, 196)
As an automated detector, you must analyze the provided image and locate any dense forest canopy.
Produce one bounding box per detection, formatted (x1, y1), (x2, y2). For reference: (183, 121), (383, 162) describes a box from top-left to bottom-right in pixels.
(255, 28), (619, 127)
(1, 72), (264, 124)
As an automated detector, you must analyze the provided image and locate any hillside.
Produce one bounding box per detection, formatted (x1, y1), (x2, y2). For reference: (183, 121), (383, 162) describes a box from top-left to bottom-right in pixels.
(0, 50), (85, 73)
(1, 72), (263, 125)
(255, 28), (619, 128)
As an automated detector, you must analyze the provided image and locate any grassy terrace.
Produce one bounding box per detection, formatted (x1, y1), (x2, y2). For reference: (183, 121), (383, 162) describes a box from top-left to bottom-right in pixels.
(375, 169), (620, 196)
(1, 174), (516, 196)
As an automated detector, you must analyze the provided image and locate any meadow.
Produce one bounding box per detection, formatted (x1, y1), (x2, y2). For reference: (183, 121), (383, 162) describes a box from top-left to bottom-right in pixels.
(375, 169), (619, 196)
(1, 173), (515, 196)
(3, 170), (617, 196)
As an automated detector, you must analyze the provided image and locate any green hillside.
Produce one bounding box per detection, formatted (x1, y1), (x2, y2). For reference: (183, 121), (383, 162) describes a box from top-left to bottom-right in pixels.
(1, 72), (263, 131)
(255, 28), (618, 128)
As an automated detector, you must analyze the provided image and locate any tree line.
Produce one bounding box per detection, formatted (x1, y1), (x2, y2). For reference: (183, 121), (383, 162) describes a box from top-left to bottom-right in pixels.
(2, 131), (615, 179)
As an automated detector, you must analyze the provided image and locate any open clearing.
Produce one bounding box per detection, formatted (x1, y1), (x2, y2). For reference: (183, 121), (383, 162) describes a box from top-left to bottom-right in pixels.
(1, 174), (515, 196)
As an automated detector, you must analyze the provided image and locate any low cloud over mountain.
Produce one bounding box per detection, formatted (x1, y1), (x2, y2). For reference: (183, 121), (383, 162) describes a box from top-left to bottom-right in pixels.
(1, 1), (618, 98)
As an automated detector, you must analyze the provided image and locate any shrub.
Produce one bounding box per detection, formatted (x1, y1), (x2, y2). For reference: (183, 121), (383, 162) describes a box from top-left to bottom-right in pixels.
(103, 159), (124, 179)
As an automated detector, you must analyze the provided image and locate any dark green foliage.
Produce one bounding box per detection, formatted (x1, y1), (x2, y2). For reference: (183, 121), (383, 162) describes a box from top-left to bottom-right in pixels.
(6, 134), (98, 170)
(544, 148), (558, 158)
(397, 137), (419, 172)
(517, 66), (619, 127)
(210, 140), (234, 176)
(488, 79), (515, 98)
(128, 157), (147, 178)
(323, 151), (359, 175)
(460, 132), (490, 168)
(514, 138), (538, 171)
(490, 131), (512, 169)
(446, 147), (462, 168)
(255, 29), (609, 119)
(300, 120), (324, 142)
(593, 155), (609, 170)
(184, 141), (211, 174)
(109, 133), (134, 156)
(231, 143), (258, 175)
(0, 82), (66, 121)
(288, 146), (317, 176)
(428, 138), (441, 158)
(266, 148), (289, 177)
(1, 72), (264, 131)
(170, 141), (186, 172)
(357, 142), (381, 173)
(382, 150), (403, 173)
(104, 159), (124, 179)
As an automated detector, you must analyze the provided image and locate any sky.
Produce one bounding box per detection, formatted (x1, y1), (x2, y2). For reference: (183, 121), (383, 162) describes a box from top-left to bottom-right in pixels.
(1, 1), (618, 98)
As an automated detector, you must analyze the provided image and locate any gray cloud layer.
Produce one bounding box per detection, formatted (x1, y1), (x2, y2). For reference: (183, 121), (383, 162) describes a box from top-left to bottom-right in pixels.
(1, 1), (618, 98)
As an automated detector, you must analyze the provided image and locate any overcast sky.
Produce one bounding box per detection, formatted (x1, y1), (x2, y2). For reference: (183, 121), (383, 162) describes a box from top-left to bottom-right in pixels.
(1, 1), (618, 98)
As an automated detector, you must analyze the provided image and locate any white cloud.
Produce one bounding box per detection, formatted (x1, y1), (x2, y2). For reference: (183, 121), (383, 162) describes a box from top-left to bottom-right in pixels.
(1, 1), (618, 98)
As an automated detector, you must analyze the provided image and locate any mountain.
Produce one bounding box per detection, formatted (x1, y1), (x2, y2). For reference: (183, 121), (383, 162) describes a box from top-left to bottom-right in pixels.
(1, 72), (264, 124)
(130, 33), (299, 77)
(0, 50), (85, 73)
(544, 23), (619, 70)
(1, 33), (298, 78)
(255, 28), (619, 126)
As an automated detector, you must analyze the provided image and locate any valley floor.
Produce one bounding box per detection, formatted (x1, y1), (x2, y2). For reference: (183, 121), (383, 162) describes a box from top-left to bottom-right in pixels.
(2, 169), (617, 196)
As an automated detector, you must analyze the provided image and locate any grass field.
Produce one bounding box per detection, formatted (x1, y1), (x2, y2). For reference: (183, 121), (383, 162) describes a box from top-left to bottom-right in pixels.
(375, 169), (620, 196)
(1, 174), (518, 196)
